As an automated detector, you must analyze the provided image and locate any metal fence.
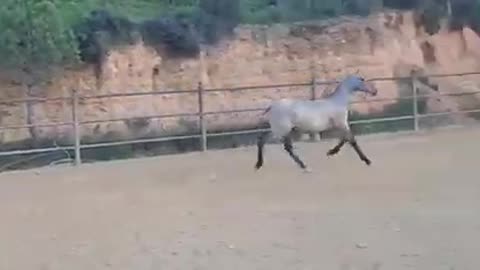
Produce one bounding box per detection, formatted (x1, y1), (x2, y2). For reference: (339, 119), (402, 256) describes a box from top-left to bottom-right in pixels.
(2, 71), (480, 167)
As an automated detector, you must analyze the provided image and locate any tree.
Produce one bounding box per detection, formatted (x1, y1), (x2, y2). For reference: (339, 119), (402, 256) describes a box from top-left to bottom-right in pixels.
(197, 0), (241, 42)
(343, 0), (373, 15)
(0, 0), (78, 70)
(0, 0), (79, 142)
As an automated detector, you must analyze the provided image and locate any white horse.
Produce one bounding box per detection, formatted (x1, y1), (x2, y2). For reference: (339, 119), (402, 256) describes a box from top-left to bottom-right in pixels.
(255, 74), (378, 172)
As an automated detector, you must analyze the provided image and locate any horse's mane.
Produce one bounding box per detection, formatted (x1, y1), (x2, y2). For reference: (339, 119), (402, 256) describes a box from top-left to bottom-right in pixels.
(320, 81), (341, 99)
(320, 72), (360, 99)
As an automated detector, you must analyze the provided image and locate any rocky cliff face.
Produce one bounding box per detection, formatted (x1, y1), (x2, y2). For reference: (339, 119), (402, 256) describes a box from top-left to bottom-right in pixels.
(1, 10), (480, 145)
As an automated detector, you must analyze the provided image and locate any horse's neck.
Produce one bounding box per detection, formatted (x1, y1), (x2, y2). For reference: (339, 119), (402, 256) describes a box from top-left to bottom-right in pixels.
(327, 82), (351, 106)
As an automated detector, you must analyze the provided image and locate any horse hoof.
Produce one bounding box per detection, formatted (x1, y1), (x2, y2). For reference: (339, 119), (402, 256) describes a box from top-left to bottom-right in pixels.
(303, 168), (313, 174)
(364, 159), (372, 166)
(326, 150), (337, 156)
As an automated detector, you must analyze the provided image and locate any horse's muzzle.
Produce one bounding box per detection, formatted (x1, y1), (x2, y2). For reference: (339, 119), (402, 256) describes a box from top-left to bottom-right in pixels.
(365, 82), (378, 96)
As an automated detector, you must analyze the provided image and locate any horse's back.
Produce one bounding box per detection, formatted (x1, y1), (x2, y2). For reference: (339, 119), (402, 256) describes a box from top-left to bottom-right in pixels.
(266, 98), (348, 136)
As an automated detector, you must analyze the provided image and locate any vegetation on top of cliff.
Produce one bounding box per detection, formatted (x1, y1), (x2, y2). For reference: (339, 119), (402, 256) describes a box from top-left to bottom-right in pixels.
(1, 0), (480, 72)
(64, 0), (242, 65)
(0, 0), (79, 72)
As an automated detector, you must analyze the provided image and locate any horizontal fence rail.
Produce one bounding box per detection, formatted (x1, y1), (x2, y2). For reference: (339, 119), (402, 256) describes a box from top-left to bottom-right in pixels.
(2, 71), (480, 168)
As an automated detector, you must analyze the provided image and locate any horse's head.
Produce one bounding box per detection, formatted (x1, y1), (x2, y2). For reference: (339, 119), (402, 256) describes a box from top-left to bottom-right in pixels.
(343, 75), (378, 96)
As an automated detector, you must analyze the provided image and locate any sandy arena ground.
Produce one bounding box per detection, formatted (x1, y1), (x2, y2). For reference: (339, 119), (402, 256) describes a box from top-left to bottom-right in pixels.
(1, 127), (479, 270)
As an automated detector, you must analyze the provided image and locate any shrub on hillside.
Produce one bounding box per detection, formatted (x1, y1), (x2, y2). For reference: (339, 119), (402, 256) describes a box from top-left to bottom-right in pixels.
(140, 16), (200, 57)
(383, 0), (420, 9)
(449, 0), (480, 33)
(0, 0), (78, 70)
(72, 9), (137, 65)
(72, 0), (244, 63)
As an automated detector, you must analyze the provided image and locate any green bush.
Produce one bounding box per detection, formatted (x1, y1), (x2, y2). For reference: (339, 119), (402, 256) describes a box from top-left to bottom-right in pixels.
(0, 0), (79, 70)
(73, 9), (137, 65)
(383, 0), (420, 9)
(242, 6), (284, 24)
(140, 16), (200, 57)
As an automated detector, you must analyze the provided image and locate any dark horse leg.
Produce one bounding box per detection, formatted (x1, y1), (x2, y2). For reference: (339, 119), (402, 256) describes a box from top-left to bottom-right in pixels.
(326, 128), (348, 156)
(326, 129), (371, 166)
(255, 129), (309, 171)
(255, 131), (270, 170)
(327, 138), (346, 156)
(349, 136), (371, 166)
(283, 134), (308, 170)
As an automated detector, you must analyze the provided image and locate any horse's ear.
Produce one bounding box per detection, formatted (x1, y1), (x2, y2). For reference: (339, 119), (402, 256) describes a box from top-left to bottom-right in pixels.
(355, 69), (360, 75)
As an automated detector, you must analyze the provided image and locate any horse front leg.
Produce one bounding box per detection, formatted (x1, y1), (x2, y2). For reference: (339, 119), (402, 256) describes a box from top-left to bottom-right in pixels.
(349, 137), (371, 166)
(325, 127), (371, 166)
(326, 138), (346, 156)
(326, 127), (348, 156)
(345, 130), (371, 166)
(282, 134), (309, 171)
(255, 131), (270, 170)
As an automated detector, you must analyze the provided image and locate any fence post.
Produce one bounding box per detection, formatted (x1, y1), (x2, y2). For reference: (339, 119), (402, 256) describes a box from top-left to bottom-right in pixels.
(71, 89), (82, 165)
(411, 74), (420, 132)
(310, 73), (317, 101)
(197, 82), (207, 151)
(309, 72), (320, 141)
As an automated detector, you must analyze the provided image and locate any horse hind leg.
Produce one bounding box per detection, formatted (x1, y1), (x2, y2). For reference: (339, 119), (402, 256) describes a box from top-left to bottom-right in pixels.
(255, 131), (270, 170)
